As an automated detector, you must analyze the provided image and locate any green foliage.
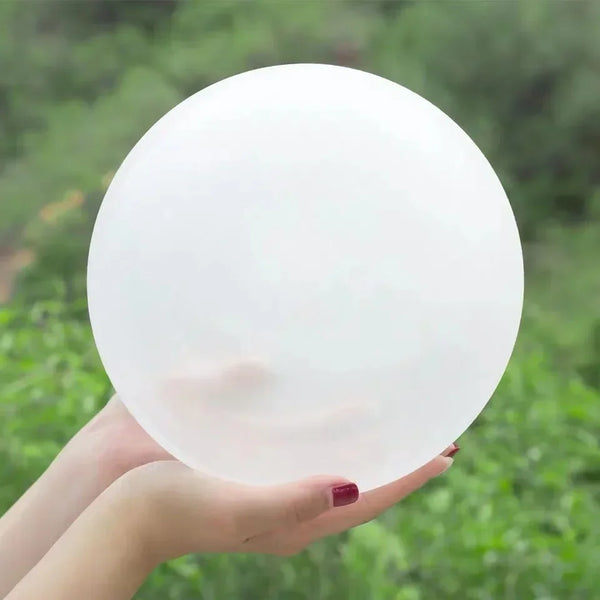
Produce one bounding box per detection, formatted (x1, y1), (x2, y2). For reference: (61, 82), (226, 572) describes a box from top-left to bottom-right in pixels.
(1, 1), (600, 598)
(0, 0), (375, 239)
(0, 0), (169, 163)
(3, 1), (599, 241)
(525, 222), (600, 388)
(2, 293), (599, 599)
(0, 67), (180, 239)
(365, 1), (600, 238)
(0, 299), (110, 504)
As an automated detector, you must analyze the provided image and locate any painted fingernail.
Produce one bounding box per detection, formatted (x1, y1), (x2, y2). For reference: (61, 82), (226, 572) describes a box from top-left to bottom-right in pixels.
(331, 483), (359, 507)
(446, 443), (460, 458)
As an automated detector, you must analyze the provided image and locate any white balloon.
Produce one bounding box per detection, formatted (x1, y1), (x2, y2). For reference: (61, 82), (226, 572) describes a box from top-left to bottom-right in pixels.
(87, 64), (523, 491)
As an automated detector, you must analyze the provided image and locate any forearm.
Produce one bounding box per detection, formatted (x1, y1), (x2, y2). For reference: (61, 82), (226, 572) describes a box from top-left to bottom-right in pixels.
(0, 444), (111, 597)
(4, 479), (153, 600)
(0, 398), (165, 597)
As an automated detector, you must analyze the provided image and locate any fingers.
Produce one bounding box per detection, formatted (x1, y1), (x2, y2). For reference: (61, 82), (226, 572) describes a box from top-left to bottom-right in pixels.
(358, 454), (452, 518)
(164, 357), (271, 400)
(247, 453), (453, 554)
(314, 454), (452, 534)
(236, 475), (359, 540)
(125, 462), (361, 558)
(239, 450), (451, 541)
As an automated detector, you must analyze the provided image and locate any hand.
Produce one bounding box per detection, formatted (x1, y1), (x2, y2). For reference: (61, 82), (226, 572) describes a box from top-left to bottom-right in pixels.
(108, 449), (455, 565)
(81, 396), (456, 561)
(4, 400), (457, 600)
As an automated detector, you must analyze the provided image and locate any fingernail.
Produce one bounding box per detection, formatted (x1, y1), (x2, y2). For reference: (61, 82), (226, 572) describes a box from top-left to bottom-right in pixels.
(331, 483), (359, 507)
(445, 443), (460, 458)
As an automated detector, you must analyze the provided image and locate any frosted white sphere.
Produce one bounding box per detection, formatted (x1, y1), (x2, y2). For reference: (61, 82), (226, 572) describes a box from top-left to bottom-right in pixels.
(87, 64), (523, 491)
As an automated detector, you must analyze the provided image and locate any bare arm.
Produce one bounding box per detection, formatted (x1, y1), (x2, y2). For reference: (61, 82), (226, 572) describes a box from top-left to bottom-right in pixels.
(0, 446), (104, 596)
(0, 398), (170, 597)
(4, 479), (151, 600)
(4, 453), (453, 600)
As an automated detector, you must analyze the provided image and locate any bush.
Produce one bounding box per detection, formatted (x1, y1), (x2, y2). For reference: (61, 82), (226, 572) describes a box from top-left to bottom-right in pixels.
(1, 289), (600, 598)
(365, 1), (600, 238)
(4, 1), (599, 241)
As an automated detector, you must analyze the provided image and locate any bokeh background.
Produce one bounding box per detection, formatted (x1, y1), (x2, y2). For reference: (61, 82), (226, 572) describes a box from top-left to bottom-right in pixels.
(1, 1), (599, 598)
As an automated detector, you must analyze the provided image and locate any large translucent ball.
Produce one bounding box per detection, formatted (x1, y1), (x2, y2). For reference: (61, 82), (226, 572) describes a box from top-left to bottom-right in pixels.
(87, 64), (523, 491)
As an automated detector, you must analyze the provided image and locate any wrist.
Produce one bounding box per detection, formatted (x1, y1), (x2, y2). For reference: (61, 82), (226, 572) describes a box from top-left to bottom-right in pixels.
(101, 464), (171, 570)
(103, 461), (206, 566)
(68, 397), (172, 489)
(95, 474), (161, 575)
(59, 429), (124, 499)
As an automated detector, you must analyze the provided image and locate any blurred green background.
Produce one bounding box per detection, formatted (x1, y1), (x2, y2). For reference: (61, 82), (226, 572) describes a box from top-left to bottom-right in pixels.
(1, 1), (599, 598)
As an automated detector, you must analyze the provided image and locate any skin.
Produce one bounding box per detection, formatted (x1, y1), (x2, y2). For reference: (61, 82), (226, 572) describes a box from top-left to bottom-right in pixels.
(0, 396), (455, 600)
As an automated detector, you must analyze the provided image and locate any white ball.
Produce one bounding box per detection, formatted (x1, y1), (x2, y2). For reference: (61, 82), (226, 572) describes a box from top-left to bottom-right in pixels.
(87, 64), (523, 491)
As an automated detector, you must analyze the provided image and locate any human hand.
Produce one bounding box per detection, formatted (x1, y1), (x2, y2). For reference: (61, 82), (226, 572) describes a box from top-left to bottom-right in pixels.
(4, 403), (458, 600)
(107, 448), (456, 566)
(77, 391), (458, 562)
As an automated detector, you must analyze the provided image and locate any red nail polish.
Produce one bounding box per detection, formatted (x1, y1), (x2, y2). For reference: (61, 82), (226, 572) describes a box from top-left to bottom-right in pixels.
(332, 483), (359, 507)
(446, 443), (460, 458)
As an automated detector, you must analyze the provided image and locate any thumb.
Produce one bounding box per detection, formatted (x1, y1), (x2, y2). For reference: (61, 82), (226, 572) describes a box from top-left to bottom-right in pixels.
(234, 475), (360, 540)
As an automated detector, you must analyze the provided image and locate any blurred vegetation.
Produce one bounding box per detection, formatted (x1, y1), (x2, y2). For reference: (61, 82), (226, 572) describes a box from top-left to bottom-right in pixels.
(1, 1), (599, 598)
